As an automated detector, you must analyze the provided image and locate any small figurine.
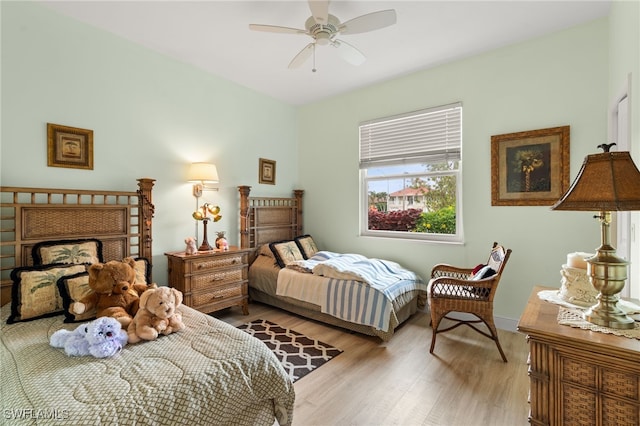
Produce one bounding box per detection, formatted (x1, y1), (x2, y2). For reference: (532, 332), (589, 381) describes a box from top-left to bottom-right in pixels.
(185, 237), (198, 255)
(215, 231), (229, 251)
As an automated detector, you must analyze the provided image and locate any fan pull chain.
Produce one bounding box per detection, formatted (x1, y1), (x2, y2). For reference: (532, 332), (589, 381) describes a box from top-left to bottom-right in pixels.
(312, 43), (317, 73)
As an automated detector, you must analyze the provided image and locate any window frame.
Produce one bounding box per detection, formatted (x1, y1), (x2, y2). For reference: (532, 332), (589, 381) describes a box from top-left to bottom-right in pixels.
(359, 103), (464, 243)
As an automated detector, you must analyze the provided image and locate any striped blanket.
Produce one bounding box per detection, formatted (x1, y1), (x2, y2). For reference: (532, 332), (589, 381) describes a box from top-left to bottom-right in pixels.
(280, 252), (426, 331)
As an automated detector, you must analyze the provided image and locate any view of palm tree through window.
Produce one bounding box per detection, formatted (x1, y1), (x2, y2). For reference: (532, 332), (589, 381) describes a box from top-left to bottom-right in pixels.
(366, 161), (458, 235)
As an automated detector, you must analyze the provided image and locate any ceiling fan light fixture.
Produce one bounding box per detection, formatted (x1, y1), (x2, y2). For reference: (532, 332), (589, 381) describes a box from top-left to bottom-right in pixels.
(315, 32), (331, 45)
(249, 0), (397, 69)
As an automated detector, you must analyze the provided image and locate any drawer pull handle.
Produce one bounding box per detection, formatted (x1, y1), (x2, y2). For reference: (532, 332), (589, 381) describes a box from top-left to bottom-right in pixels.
(211, 295), (224, 300)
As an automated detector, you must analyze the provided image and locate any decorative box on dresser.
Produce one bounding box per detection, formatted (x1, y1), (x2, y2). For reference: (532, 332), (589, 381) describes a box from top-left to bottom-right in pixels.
(518, 286), (640, 426)
(165, 247), (252, 315)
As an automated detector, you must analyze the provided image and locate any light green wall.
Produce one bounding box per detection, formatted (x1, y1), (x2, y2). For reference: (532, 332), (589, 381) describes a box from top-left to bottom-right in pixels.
(298, 18), (610, 323)
(0, 2), (299, 283)
(2, 2), (635, 325)
(609, 0), (640, 298)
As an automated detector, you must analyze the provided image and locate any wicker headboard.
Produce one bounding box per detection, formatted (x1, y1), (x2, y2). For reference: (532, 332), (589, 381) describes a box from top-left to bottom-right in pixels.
(0, 178), (155, 305)
(238, 185), (304, 249)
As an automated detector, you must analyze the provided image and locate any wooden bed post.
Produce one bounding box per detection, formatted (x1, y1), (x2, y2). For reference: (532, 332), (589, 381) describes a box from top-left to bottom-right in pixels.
(294, 189), (304, 237)
(238, 185), (251, 249)
(137, 178), (155, 266)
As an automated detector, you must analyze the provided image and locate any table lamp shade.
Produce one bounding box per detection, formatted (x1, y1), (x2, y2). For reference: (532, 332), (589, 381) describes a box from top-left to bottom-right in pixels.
(552, 151), (640, 212)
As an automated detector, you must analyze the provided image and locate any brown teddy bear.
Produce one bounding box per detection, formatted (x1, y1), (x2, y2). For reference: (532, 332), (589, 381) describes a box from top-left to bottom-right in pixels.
(70, 257), (153, 327)
(127, 286), (186, 343)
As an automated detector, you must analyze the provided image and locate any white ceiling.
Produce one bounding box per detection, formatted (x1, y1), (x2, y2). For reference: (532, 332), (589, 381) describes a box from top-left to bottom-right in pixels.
(40, 0), (611, 106)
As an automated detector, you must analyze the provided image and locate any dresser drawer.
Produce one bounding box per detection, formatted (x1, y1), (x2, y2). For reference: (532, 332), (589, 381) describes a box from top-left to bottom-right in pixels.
(190, 266), (246, 291)
(191, 282), (246, 308)
(188, 253), (246, 273)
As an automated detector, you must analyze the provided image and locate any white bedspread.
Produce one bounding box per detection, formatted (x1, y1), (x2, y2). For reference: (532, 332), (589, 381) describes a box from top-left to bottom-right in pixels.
(278, 252), (426, 332)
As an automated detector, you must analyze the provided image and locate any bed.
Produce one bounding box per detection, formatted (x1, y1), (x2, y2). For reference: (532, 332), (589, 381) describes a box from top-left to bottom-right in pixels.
(238, 185), (427, 342)
(0, 180), (294, 426)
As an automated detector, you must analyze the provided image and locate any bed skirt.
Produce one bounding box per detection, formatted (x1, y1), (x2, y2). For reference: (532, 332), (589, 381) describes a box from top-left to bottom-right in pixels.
(249, 288), (420, 342)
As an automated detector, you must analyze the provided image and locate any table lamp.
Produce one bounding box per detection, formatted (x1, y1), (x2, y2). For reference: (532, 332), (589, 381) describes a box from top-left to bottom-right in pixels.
(552, 144), (640, 329)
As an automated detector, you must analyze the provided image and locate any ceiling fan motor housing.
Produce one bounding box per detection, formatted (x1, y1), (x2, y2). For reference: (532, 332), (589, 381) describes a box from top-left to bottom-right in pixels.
(305, 15), (340, 45)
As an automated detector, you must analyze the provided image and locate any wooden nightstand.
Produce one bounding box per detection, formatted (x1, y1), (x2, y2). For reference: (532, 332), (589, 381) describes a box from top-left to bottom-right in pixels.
(518, 286), (640, 426)
(165, 247), (251, 315)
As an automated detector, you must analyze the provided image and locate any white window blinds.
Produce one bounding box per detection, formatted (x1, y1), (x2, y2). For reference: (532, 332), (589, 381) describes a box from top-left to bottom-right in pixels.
(359, 102), (462, 168)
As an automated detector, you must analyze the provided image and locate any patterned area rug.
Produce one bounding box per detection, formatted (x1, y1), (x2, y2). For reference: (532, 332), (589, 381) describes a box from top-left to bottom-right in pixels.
(238, 319), (343, 382)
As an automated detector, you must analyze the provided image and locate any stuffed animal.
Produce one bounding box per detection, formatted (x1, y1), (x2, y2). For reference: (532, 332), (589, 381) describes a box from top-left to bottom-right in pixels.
(128, 287), (186, 343)
(185, 237), (198, 255)
(70, 257), (154, 327)
(50, 317), (128, 358)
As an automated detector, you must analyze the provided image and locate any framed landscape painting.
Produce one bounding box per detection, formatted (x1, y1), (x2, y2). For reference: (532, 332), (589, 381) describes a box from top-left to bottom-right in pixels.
(491, 126), (570, 206)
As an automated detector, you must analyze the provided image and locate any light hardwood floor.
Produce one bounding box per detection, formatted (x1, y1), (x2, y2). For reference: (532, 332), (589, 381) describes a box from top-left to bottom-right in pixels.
(214, 302), (530, 426)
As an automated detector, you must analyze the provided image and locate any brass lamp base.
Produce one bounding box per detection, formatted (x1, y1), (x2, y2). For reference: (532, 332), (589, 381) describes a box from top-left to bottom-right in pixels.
(583, 241), (635, 330)
(584, 301), (635, 329)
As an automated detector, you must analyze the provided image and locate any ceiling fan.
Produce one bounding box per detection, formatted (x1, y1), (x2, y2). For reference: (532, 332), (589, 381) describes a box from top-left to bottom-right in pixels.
(249, 0), (397, 71)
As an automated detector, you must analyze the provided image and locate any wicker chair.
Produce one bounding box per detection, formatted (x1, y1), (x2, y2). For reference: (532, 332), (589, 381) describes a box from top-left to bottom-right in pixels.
(427, 242), (512, 362)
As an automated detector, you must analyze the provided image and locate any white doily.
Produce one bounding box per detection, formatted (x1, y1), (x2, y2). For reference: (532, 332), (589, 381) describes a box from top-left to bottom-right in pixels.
(557, 307), (640, 340)
(538, 289), (640, 314)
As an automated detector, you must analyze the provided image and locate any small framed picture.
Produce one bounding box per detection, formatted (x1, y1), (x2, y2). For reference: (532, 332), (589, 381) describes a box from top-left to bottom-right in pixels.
(491, 126), (570, 206)
(47, 123), (94, 170)
(259, 158), (276, 185)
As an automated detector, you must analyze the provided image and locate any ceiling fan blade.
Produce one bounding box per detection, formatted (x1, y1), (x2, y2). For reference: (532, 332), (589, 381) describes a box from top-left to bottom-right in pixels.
(249, 24), (306, 35)
(288, 43), (315, 69)
(308, 0), (329, 25)
(339, 9), (397, 35)
(331, 39), (366, 66)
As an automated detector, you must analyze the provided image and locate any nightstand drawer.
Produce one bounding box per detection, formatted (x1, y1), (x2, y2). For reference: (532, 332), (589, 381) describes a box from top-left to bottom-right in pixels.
(189, 253), (246, 273)
(191, 267), (245, 290)
(192, 282), (246, 307)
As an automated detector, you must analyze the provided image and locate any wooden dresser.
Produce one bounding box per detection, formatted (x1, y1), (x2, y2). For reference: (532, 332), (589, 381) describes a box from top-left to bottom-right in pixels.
(518, 286), (640, 426)
(165, 247), (252, 315)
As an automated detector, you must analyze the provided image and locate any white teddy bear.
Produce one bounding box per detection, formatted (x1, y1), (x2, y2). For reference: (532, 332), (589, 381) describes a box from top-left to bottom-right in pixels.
(50, 316), (128, 358)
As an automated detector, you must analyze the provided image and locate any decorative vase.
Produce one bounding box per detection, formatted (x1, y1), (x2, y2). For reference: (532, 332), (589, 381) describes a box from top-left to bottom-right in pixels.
(215, 231), (229, 251)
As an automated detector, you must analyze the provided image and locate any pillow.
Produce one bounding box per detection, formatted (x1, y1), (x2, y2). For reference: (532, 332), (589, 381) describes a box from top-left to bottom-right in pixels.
(130, 257), (151, 285)
(7, 263), (88, 324)
(294, 235), (318, 259)
(32, 238), (103, 265)
(57, 272), (94, 323)
(269, 241), (305, 268)
(471, 264), (486, 275)
(472, 265), (496, 280)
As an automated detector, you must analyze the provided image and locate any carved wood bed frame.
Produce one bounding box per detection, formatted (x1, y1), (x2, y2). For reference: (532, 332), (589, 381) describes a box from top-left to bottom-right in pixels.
(0, 178), (155, 305)
(238, 185), (304, 249)
(237, 185), (420, 341)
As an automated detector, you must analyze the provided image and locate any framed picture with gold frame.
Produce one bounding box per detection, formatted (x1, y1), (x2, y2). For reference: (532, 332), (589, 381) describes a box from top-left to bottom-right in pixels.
(491, 126), (570, 206)
(47, 123), (93, 170)
(259, 158), (276, 185)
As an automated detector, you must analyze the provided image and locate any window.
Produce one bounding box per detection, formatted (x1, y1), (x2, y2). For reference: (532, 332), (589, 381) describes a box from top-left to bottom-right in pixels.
(359, 102), (462, 242)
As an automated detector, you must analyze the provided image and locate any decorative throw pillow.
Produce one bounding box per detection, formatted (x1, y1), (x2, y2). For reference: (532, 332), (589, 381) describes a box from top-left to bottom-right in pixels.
(32, 239), (103, 265)
(472, 265), (496, 280)
(130, 257), (151, 285)
(294, 235), (318, 259)
(7, 263), (88, 324)
(471, 264), (486, 275)
(57, 272), (94, 323)
(269, 241), (305, 268)
(468, 265), (496, 297)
